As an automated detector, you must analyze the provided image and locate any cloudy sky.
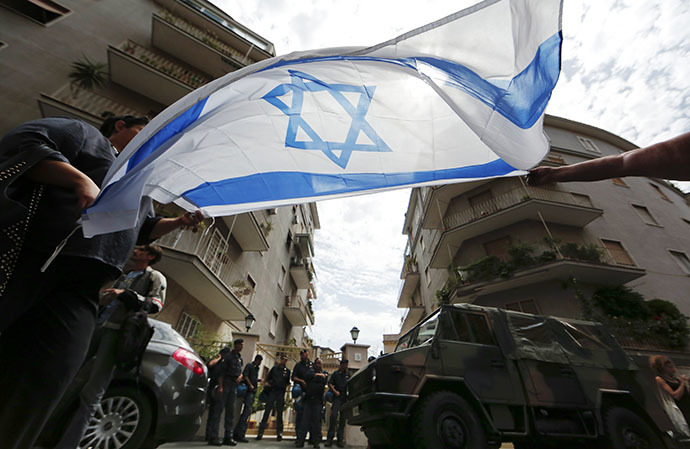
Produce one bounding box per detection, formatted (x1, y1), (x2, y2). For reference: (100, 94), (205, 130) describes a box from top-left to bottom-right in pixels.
(210, 0), (690, 355)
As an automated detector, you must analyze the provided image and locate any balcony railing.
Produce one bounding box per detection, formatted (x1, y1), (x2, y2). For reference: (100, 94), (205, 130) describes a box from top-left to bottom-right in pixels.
(157, 10), (252, 66)
(443, 185), (595, 230)
(38, 83), (142, 127)
(118, 40), (211, 89)
(157, 227), (254, 303)
(284, 294), (314, 326)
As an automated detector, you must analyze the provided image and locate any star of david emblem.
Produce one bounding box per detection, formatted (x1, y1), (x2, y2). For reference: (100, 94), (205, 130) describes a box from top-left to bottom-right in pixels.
(262, 69), (391, 169)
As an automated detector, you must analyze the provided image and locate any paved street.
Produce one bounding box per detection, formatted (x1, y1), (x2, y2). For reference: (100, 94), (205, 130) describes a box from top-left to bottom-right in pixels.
(159, 439), (516, 449)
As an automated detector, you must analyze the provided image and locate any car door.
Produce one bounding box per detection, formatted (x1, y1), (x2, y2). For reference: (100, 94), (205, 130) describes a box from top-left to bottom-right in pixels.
(438, 309), (522, 403)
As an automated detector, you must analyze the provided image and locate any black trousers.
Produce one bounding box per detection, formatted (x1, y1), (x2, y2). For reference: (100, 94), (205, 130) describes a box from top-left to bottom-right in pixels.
(297, 396), (322, 444)
(233, 390), (255, 439)
(0, 253), (114, 449)
(259, 388), (286, 434)
(326, 397), (347, 443)
(207, 382), (237, 440)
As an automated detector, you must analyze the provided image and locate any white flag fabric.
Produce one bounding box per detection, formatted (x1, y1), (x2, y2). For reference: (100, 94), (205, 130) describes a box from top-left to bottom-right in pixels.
(82, 0), (562, 237)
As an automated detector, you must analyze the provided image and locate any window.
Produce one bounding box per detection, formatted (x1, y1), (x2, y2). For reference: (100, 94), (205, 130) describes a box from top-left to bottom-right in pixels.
(484, 236), (512, 261)
(269, 311), (278, 337)
(576, 136), (601, 153)
(420, 235), (425, 252)
(669, 250), (690, 275)
(425, 265), (431, 286)
(632, 205), (660, 226)
(279, 265), (286, 289)
(544, 154), (565, 165)
(650, 183), (671, 201)
(505, 299), (539, 315)
(176, 312), (200, 340)
(601, 239), (636, 266)
(0, 0), (70, 25)
(570, 192), (594, 207)
(611, 178), (628, 187)
(466, 313), (496, 345)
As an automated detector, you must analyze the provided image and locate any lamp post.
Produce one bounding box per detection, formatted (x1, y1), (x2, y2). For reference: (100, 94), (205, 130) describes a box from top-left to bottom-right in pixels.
(350, 326), (360, 344)
(244, 313), (256, 332)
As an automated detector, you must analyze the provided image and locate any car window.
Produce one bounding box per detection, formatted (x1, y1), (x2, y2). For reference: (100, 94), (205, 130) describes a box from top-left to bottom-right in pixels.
(411, 313), (439, 347)
(151, 323), (191, 349)
(395, 329), (416, 352)
(443, 310), (473, 343)
(466, 313), (496, 346)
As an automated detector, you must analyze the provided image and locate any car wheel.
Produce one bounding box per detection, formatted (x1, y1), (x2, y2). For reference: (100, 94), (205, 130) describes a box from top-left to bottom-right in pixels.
(79, 386), (153, 449)
(604, 406), (664, 449)
(412, 391), (487, 449)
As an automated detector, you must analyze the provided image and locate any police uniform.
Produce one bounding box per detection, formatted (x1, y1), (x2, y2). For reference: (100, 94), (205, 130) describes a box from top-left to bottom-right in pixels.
(233, 360), (260, 441)
(208, 349), (243, 444)
(296, 366), (328, 447)
(204, 349), (228, 441)
(292, 358), (313, 436)
(326, 367), (350, 446)
(257, 363), (291, 439)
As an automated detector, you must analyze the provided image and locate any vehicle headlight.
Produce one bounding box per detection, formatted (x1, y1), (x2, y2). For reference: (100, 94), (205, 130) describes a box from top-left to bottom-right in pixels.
(371, 366), (376, 385)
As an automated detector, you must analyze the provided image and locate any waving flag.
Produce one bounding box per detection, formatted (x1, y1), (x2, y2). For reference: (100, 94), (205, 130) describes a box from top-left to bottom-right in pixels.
(82, 0), (563, 237)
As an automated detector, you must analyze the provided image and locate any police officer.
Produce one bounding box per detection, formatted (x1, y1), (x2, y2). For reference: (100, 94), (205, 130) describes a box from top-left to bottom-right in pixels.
(205, 347), (230, 442)
(257, 355), (291, 441)
(296, 358), (328, 448)
(208, 338), (244, 446)
(325, 359), (349, 447)
(234, 354), (262, 442)
(292, 349), (312, 438)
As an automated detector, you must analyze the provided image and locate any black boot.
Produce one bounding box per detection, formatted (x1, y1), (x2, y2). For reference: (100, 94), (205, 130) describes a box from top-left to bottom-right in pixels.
(255, 429), (264, 441)
(276, 433), (283, 441)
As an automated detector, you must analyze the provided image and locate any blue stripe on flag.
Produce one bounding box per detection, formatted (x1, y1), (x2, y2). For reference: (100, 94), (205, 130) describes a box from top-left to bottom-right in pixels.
(261, 32), (562, 129)
(182, 159), (516, 208)
(126, 97), (209, 172)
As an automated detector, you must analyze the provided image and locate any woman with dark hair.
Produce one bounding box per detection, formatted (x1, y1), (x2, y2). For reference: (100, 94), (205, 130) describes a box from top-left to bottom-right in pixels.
(651, 355), (690, 422)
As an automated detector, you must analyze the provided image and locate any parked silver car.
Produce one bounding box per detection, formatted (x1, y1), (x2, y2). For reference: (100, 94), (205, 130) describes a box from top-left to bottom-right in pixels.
(79, 318), (208, 449)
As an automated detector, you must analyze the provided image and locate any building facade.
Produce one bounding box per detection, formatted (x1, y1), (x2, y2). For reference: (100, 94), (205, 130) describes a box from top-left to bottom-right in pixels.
(0, 0), (321, 356)
(397, 115), (690, 335)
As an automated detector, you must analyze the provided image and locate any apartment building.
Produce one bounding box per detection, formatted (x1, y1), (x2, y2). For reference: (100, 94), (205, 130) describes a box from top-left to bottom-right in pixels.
(397, 115), (690, 335)
(0, 0), (320, 352)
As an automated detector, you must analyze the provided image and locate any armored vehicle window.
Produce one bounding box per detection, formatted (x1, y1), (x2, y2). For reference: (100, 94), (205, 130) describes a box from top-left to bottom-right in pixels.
(395, 331), (415, 352)
(411, 313), (439, 347)
(508, 314), (556, 345)
(466, 313), (496, 345)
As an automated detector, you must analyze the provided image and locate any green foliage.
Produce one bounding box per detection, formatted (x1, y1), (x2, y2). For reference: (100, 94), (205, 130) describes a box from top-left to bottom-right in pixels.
(464, 255), (512, 282)
(592, 286), (650, 320)
(559, 242), (603, 262)
(507, 242), (536, 268)
(69, 56), (107, 90)
(593, 288), (690, 350)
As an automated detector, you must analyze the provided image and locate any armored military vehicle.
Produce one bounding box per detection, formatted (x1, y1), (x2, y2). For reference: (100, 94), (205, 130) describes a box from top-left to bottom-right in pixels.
(345, 304), (690, 449)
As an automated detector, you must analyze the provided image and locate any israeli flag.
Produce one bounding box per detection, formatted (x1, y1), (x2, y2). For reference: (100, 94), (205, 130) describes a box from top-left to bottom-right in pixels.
(82, 0), (562, 237)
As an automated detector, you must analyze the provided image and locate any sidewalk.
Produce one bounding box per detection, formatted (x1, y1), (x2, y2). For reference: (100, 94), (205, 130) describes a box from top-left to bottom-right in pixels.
(159, 438), (359, 449)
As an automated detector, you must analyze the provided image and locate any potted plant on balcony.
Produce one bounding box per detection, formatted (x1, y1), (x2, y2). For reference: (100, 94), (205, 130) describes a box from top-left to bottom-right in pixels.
(68, 55), (107, 97)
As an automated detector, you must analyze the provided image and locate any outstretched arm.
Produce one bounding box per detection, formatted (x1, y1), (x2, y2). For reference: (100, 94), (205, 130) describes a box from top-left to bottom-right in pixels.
(527, 132), (690, 185)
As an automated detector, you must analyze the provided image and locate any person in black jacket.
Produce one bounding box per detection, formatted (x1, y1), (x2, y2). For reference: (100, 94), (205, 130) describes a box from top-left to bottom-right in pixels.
(205, 347), (230, 441)
(234, 354), (262, 442)
(257, 355), (291, 441)
(0, 115), (202, 449)
(325, 359), (350, 447)
(296, 358), (328, 448)
(292, 349), (312, 439)
(208, 338), (244, 446)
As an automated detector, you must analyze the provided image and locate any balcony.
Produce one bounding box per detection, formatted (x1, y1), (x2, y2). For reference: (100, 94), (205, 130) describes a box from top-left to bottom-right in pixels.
(429, 186), (603, 268)
(38, 84), (143, 128)
(223, 211), (269, 252)
(156, 227), (251, 320)
(284, 294), (314, 327)
(420, 180), (492, 230)
(450, 242), (646, 302)
(397, 251), (421, 309)
(290, 258), (314, 289)
(152, 12), (248, 78)
(108, 40), (211, 106)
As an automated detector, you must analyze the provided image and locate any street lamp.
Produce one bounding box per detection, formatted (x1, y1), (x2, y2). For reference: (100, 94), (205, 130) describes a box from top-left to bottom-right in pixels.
(350, 326), (360, 344)
(244, 313), (256, 332)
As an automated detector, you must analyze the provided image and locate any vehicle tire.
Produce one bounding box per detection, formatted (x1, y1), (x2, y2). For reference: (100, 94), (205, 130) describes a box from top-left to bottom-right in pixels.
(603, 406), (664, 449)
(79, 386), (153, 449)
(412, 391), (487, 449)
